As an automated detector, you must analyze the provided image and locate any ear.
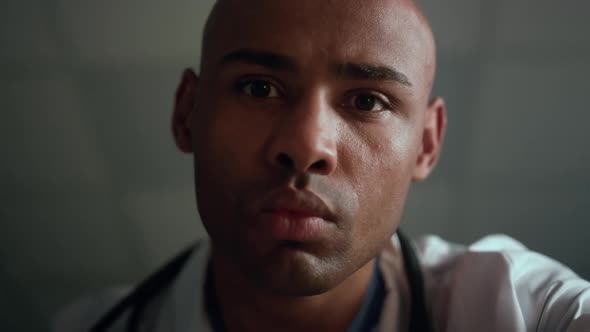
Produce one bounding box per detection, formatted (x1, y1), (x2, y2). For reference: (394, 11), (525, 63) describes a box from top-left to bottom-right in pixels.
(172, 68), (199, 153)
(412, 97), (447, 181)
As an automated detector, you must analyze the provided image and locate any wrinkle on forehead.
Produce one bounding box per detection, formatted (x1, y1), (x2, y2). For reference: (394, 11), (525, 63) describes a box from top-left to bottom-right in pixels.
(200, 0), (437, 95)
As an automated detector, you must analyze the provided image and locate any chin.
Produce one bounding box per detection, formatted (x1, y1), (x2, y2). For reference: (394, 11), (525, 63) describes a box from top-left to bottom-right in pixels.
(242, 245), (351, 296)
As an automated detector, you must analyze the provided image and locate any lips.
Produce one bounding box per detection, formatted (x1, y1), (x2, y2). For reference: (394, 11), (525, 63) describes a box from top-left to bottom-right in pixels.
(269, 208), (317, 219)
(254, 189), (337, 241)
(260, 190), (335, 220)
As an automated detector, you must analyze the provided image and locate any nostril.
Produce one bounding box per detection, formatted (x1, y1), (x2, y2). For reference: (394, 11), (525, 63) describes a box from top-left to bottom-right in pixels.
(310, 159), (326, 171)
(276, 153), (295, 169)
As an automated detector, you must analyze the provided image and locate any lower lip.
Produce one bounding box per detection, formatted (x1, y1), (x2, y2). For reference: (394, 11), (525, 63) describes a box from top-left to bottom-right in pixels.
(257, 212), (332, 242)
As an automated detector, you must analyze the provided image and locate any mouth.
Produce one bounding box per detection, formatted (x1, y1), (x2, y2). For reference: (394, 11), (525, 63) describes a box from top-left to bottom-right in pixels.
(268, 208), (317, 219)
(255, 189), (337, 242)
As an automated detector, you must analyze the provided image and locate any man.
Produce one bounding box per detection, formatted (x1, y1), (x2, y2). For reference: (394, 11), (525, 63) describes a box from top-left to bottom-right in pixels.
(56, 0), (590, 331)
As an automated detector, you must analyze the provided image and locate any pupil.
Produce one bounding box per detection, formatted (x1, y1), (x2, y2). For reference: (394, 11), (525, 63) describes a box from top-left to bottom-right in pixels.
(355, 95), (375, 110)
(250, 81), (271, 97)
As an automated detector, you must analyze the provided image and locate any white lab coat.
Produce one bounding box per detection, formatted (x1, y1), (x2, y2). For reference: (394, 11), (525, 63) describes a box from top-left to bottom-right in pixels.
(54, 234), (590, 331)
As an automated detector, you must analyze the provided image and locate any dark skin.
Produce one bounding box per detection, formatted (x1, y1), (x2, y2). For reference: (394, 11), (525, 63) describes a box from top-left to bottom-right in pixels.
(172, 0), (446, 330)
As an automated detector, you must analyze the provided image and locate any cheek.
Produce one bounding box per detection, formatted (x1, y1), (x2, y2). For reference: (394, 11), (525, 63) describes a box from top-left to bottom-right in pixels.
(344, 122), (419, 236)
(192, 102), (273, 241)
(194, 100), (267, 172)
(192, 102), (260, 208)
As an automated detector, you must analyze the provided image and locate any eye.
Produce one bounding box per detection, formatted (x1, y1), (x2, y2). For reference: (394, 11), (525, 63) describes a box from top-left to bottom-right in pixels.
(349, 93), (390, 112)
(238, 79), (280, 98)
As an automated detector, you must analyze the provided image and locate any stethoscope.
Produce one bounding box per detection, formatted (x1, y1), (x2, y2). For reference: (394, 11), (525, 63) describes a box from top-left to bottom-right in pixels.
(90, 230), (433, 332)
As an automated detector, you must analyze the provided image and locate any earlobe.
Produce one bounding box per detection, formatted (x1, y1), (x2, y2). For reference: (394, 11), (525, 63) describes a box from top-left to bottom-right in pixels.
(412, 97), (447, 181)
(172, 68), (199, 153)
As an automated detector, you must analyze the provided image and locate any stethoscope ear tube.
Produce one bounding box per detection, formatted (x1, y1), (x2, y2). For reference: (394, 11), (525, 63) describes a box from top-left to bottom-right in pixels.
(89, 245), (196, 332)
(90, 233), (433, 332)
(397, 230), (434, 332)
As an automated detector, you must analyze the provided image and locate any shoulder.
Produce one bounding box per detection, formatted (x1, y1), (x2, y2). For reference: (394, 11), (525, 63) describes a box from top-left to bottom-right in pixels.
(52, 286), (131, 332)
(413, 234), (590, 332)
(52, 240), (210, 332)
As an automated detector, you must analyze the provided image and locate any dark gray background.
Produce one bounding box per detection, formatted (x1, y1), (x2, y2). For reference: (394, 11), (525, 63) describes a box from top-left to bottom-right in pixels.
(1, 0), (589, 330)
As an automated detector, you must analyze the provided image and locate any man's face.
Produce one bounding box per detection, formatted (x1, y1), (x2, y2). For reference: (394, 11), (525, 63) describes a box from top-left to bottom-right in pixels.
(178, 0), (442, 295)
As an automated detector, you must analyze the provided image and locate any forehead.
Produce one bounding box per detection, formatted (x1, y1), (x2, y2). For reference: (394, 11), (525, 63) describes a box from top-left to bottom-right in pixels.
(202, 0), (433, 93)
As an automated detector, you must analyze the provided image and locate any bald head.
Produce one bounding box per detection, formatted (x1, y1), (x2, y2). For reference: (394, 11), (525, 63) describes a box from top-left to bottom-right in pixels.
(175, 0), (447, 300)
(199, 0), (437, 98)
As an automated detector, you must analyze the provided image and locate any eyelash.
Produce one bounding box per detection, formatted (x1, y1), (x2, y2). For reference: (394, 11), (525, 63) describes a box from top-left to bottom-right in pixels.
(344, 91), (395, 112)
(234, 77), (284, 98)
(233, 77), (398, 112)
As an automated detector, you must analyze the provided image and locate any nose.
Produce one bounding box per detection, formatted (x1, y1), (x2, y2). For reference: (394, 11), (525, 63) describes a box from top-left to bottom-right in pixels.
(265, 94), (338, 175)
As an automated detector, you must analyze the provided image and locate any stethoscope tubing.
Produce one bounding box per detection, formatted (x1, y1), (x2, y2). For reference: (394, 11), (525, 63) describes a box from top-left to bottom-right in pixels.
(90, 231), (432, 332)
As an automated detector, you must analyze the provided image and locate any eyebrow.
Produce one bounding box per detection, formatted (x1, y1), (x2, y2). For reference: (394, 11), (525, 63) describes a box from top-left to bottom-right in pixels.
(334, 63), (412, 87)
(218, 48), (412, 87)
(219, 49), (297, 72)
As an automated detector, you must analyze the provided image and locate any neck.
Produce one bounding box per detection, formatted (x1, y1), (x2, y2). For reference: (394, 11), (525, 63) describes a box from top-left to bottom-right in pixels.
(210, 253), (376, 332)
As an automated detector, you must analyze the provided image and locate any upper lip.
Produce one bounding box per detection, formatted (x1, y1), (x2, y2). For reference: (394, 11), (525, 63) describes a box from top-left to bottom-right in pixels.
(257, 188), (337, 222)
